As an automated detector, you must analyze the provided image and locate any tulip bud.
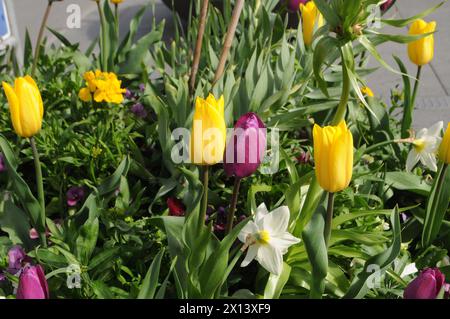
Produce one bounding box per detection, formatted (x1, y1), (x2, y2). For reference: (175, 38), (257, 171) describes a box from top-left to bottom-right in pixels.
(190, 94), (227, 165)
(300, 1), (324, 46)
(2, 76), (44, 138)
(17, 265), (49, 299)
(404, 268), (445, 299)
(407, 19), (436, 66)
(438, 123), (450, 164)
(223, 113), (266, 178)
(381, 0), (395, 12)
(313, 121), (354, 193)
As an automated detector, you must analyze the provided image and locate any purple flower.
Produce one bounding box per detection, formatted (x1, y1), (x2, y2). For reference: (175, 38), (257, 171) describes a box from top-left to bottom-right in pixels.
(8, 246), (28, 275)
(66, 186), (85, 207)
(404, 268), (445, 299)
(130, 103), (148, 118)
(139, 83), (146, 92)
(224, 113), (267, 179)
(286, 0), (309, 11)
(125, 89), (134, 100)
(16, 265), (49, 299)
(296, 151), (311, 164)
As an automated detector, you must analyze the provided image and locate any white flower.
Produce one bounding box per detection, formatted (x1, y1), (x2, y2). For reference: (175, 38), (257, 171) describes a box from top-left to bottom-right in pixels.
(406, 121), (443, 172)
(238, 203), (300, 275)
(400, 263), (418, 278)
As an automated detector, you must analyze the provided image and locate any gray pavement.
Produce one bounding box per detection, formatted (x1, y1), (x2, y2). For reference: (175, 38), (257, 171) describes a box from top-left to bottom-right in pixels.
(5, 0), (450, 128)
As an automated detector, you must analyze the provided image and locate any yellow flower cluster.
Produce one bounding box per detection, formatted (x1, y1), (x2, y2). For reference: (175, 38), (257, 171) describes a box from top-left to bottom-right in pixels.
(78, 70), (126, 104)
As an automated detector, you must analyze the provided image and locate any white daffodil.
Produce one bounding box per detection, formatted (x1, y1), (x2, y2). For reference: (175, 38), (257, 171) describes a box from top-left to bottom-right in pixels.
(238, 203), (300, 275)
(406, 121), (443, 172)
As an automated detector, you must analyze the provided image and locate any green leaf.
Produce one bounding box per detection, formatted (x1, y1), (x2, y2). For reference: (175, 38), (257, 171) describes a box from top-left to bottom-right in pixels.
(137, 248), (165, 299)
(302, 193), (328, 299)
(385, 172), (431, 196)
(0, 135), (41, 228)
(344, 207), (402, 299)
(0, 200), (34, 249)
(264, 262), (291, 299)
(422, 164), (450, 247)
(75, 218), (99, 265)
(381, 1), (446, 27)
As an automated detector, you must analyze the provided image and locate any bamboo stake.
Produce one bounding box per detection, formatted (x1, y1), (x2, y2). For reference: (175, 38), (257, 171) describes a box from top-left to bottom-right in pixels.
(211, 0), (245, 87)
(189, 0), (210, 93)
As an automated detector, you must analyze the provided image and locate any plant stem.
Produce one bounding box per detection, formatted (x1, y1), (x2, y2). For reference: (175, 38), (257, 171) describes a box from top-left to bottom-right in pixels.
(114, 4), (119, 37)
(422, 163), (448, 247)
(96, 0), (108, 71)
(324, 192), (335, 248)
(225, 177), (242, 235)
(402, 65), (422, 138)
(331, 50), (350, 125)
(189, 0), (209, 94)
(212, 0), (244, 87)
(199, 165), (210, 230)
(31, 1), (53, 77)
(30, 137), (47, 248)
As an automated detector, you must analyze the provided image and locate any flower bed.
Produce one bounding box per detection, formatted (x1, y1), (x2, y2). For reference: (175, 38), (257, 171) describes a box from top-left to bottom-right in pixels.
(0, 0), (449, 300)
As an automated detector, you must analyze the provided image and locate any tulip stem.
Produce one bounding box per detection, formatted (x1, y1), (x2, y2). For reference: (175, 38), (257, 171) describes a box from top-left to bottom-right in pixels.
(30, 137), (47, 248)
(199, 166), (210, 230)
(96, 0), (108, 71)
(402, 66), (422, 138)
(324, 192), (335, 248)
(189, 0), (209, 94)
(225, 177), (242, 235)
(31, 2), (54, 77)
(114, 4), (119, 37)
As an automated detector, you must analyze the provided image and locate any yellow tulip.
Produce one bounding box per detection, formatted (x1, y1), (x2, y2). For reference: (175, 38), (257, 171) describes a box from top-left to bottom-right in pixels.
(2, 76), (44, 138)
(408, 19), (436, 66)
(300, 1), (324, 46)
(438, 123), (450, 164)
(313, 121), (354, 193)
(110, 0), (123, 3)
(190, 94), (227, 165)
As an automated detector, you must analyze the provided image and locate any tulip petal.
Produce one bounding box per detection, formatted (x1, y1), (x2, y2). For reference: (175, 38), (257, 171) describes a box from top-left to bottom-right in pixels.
(15, 78), (42, 137)
(2, 81), (23, 136)
(24, 75), (44, 118)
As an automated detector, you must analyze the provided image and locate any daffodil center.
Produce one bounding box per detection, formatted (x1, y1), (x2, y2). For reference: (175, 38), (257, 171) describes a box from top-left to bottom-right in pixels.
(255, 230), (270, 245)
(413, 139), (426, 152)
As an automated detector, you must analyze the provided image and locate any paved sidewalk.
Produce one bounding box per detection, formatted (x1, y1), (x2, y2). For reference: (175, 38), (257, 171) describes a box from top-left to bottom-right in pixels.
(366, 0), (450, 128)
(7, 0), (450, 128)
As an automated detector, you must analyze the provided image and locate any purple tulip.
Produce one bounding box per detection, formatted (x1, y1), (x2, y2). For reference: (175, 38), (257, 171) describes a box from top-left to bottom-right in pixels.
(404, 268), (445, 299)
(224, 113), (266, 179)
(286, 0), (309, 11)
(130, 103), (148, 118)
(8, 246), (28, 274)
(66, 186), (85, 207)
(381, 0), (395, 12)
(16, 265), (49, 299)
